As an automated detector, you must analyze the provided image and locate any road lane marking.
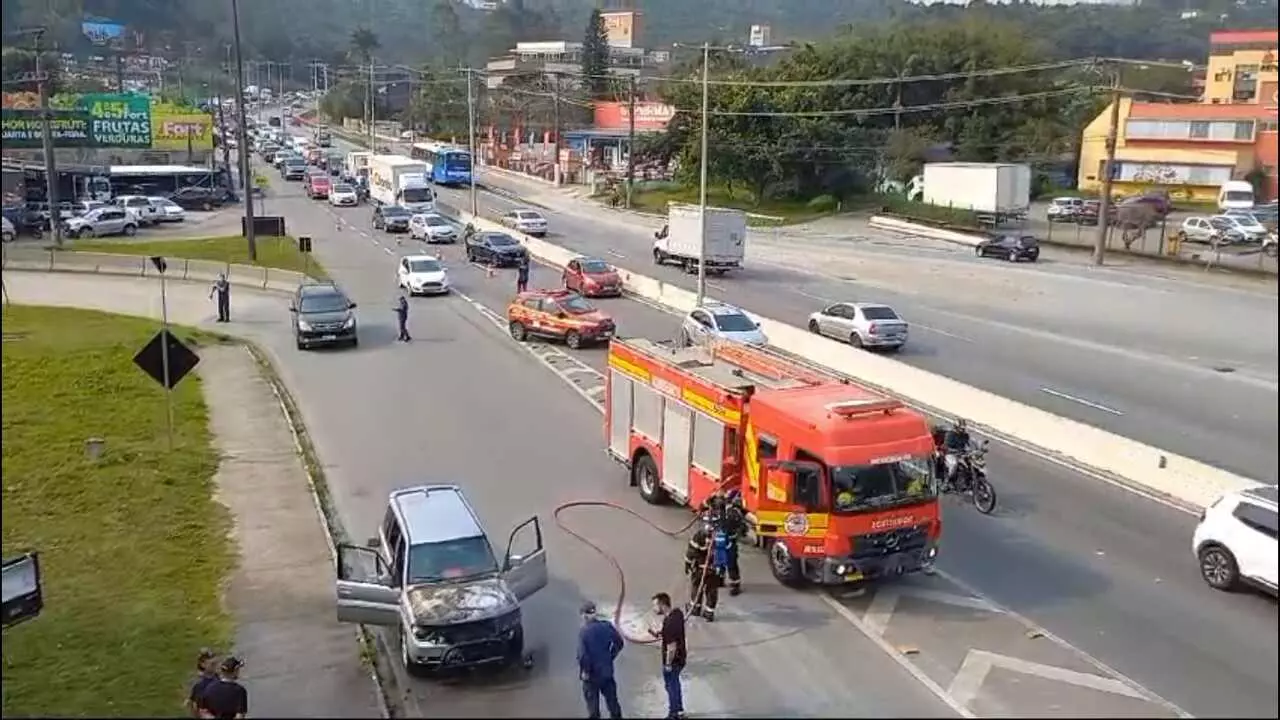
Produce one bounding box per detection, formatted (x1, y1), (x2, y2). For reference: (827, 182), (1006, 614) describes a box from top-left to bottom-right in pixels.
(382, 247), (393, 255)
(913, 323), (973, 342)
(1039, 387), (1125, 416)
(606, 249), (626, 259)
(947, 650), (1150, 710)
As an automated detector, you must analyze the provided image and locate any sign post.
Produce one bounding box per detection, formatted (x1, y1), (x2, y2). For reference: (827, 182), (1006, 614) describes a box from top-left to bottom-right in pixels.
(154, 256), (175, 450)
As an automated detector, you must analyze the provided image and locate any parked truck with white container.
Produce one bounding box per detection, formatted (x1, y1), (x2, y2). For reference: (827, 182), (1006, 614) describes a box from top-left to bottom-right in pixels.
(653, 203), (747, 274)
(919, 162), (1032, 217)
(367, 154), (435, 212)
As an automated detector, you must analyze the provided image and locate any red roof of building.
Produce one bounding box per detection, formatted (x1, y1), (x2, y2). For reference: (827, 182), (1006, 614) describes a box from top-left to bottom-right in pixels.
(1128, 101), (1276, 120)
(1209, 29), (1279, 47)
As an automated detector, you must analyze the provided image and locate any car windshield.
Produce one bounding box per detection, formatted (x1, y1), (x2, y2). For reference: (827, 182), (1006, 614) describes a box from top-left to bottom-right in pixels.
(402, 186), (433, 204)
(488, 234), (518, 246)
(1230, 215), (1262, 228)
(557, 295), (596, 314)
(861, 306), (898, 321)
(831, 457), (937, 512)
(333, 184), (354, 193)
(1224, 191), (1254, 202)
(408, 259), (442, 273)
(518, 212), (543, 220)
(446, 154), (471, 171)
(581, 260), (612, 273)
(713, 312), (757, 332)
(286, 159), (306, 167)
(425, 216), (449, 226)
(407, 536), (499, 584)
(384, 206), (410, 217)
(299, 292), (349, 313)
(1209, 217), (1234, 230)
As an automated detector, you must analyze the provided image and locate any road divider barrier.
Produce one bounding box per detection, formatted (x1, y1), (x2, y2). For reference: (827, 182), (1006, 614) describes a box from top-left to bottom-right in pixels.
(869, 215), (985, 247)
(1, 246), (305, 293)
(458, 211), (1264, 510)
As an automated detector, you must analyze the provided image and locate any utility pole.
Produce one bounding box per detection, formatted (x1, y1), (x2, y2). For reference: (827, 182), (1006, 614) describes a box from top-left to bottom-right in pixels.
(230, 0), (258, 260)
(695, 42), (711, 306)
(277, 62), (286, 129)
(626, 75), (637, 209)
(551, 75), (562, 185)
(1093, 70), (1123, 267)
(466, 68), (478, 216)
(367, 60), (376, 149)
(114, 40), (126, 91)
(32, 29), (63, 248)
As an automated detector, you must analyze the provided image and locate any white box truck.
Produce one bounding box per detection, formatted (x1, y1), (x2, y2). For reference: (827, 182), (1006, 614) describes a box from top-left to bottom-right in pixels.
(921, 162), (1031, 215)
(345, 151), (371, 179)
(653, 203), (747, 274)
(367, 154), (435, 212)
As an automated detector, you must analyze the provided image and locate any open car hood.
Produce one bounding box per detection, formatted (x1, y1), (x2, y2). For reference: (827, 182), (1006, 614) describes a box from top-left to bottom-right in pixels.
(406, 577), (518, 625)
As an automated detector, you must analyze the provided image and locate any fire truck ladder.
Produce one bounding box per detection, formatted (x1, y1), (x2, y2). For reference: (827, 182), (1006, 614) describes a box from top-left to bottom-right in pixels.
(708, 340), (844, 387)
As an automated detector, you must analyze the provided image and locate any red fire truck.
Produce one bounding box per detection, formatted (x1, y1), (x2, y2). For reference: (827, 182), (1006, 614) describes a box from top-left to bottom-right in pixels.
(605, 338), (942, 586)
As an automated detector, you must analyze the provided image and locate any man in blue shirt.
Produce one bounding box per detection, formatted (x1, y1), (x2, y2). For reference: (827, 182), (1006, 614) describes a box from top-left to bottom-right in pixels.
(577, 601), (625, 719)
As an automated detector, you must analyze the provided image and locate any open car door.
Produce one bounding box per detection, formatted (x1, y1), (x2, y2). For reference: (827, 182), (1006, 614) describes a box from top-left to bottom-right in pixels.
(502, 516), (548, 602)
(335, 544), (401, 627)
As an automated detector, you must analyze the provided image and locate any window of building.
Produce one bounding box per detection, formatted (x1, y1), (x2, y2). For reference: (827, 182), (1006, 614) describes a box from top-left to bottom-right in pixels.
(1125, 119), (1255, 142)
(1190, 121), (1211, 139)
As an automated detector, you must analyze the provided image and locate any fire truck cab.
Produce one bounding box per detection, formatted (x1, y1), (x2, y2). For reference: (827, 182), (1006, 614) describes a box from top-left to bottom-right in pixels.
(605, 338), (941, 587)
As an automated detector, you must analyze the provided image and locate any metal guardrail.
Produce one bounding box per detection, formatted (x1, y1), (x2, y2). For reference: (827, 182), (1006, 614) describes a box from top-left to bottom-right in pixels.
(0, 246), (307, 291)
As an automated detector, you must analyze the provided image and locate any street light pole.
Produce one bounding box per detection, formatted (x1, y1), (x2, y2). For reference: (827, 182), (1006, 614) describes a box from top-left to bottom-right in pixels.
(467, 68), (478, 217)
(230, 0), (257, 260)
(696, 42), (711, 306)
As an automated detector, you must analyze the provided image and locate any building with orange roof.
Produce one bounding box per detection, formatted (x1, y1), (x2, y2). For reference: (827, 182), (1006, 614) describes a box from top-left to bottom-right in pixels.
(1077, 28), (1279, 203)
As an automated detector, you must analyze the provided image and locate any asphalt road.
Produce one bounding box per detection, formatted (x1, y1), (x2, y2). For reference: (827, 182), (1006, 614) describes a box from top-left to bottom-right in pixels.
(441, 171), (1280, 485)
(263, 136), (1278, 718)
(315, 120), (1275, 482)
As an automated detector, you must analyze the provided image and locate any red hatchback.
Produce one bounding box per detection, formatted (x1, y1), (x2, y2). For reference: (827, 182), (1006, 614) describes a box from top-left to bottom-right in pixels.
(305, 174), (331, 199)
(562, 256), (623, 297)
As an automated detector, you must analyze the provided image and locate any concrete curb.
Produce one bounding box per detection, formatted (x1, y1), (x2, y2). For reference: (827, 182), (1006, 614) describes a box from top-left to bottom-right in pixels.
(1, 248), (309, 292)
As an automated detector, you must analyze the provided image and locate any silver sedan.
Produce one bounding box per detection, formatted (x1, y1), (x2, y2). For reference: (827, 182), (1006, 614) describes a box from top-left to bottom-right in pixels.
(806, 302), (909, 351)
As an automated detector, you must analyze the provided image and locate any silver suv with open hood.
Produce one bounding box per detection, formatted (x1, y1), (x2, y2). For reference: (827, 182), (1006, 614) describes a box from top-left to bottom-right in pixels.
(334, 484), (548, 675)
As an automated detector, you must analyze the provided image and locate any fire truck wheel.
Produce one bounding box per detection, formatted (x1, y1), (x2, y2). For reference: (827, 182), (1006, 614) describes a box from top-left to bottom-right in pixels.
(767, 539), (805, 587)
(632, 453), (667, 505)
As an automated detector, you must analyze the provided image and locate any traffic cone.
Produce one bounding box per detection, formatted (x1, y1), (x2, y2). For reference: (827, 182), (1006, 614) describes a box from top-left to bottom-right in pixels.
(486, 266), (496, 279)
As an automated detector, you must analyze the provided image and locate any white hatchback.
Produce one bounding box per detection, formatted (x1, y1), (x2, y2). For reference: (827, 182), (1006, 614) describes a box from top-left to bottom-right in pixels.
(1192, 485), (1277, 595)
(396, 254), (450, 296)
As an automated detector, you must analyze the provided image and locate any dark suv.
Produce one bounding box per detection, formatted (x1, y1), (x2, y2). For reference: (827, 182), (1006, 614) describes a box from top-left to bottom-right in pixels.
(290, 283), (359, 349)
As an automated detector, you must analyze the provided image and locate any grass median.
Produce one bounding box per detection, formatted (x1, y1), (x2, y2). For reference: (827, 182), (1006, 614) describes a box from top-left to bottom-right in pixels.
(1, 306), (234, 717)
(73, 234), (328, 279)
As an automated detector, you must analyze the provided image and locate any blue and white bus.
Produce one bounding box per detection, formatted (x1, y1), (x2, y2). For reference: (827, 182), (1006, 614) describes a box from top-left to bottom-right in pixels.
(409, 141), (472, 186)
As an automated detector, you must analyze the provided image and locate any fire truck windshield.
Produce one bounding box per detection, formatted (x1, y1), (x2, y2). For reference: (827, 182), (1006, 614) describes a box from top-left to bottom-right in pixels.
(829, 456), (935, 512)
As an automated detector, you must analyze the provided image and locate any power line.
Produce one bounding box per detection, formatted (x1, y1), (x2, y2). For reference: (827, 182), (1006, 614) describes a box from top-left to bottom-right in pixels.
(688, 87), (1092, 118)
(660, 58), (1101, 88)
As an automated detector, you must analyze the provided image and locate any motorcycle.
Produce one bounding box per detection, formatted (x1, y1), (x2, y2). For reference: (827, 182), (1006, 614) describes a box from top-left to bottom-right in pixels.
(936, 441), (998, 515)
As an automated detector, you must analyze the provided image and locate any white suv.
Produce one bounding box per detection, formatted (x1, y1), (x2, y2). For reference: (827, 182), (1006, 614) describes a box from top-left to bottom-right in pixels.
(1192, 485), (1277, 594)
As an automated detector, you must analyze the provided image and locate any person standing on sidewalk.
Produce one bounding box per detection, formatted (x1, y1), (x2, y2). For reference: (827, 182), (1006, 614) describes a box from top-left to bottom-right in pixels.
(198, 656), (249, 719)
(577, 601), (625, 719)
(516, 255), (531, 294)
(394, 292), (412, 342)
(209, 273), (231, 322)
(651, 592), (687, 720)
(186, 649), (219, 717)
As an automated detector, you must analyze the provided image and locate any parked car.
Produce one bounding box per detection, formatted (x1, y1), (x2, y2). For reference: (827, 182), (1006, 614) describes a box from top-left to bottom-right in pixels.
(1076, 199), (1102, 226)
(113, 195), (162, 226)
(395, 254), (451, 296)
(1192, 485), (1276, 595)
(507, 289), (616, 349)
(328, 183), (359, 207)
(679, 302), (767, 348)
(373, 204), (412, 232)
(146, 196), (187, 222)
(2, 216), (15, 243)
(408, 213), (457, 243)
(465, 231), (528, 267)
(806, 302), (908, 351)
(1179, 216), (1247, 245)
(62, 206), (138, 238)
(168, 186), (225, 211)
(562, 256), (622, 297)
(1046, 197), (1084, 223)
(498, 208), (549, 237)
(1212, 213), (1269, 242)
(975, 234), (1040, 262)
(289, 282), (359, 350)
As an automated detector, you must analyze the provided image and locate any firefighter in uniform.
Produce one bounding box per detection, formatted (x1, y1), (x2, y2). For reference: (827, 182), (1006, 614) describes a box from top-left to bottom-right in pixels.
(685, 495), (737, 621)
(722, 490), (747, 597)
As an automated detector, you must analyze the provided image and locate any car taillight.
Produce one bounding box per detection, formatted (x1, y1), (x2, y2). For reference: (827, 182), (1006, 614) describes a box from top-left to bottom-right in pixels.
(868, 323), (878, 335)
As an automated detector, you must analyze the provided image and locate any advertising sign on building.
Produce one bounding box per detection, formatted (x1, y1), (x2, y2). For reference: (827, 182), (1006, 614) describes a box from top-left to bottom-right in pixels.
(0, 92), (157, 149)
(593, 101), (675, 131)
(601, 11), (642, 49)
(151, 103), (214, 151)
(81, 17), (126, 45)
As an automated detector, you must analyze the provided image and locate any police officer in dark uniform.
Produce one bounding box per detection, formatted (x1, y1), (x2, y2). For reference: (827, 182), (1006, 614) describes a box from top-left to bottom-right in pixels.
(394, 292), (411, 342)
(516, 255), (531, 294)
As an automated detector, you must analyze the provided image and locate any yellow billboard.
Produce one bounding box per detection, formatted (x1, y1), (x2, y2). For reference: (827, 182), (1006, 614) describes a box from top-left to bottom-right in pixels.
(150, 104), (214, 151)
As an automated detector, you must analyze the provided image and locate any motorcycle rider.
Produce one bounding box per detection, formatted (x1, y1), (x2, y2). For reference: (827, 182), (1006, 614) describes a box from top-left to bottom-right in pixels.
(937, 418), (972, 490)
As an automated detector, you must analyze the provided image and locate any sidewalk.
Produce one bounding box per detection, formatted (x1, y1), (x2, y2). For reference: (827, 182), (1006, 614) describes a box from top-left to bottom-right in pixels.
(3, 272), (385, 719)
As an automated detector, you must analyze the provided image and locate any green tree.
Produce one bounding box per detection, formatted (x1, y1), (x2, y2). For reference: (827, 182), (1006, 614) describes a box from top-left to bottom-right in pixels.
(429, 0), (466, 68)
(404, 67), (470, 139)
(581, 9), (611, 100)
